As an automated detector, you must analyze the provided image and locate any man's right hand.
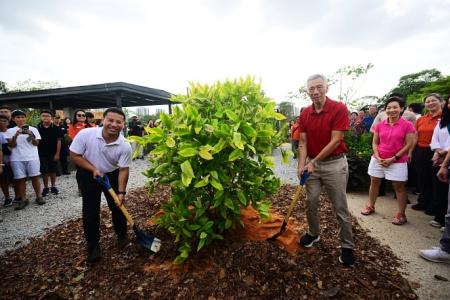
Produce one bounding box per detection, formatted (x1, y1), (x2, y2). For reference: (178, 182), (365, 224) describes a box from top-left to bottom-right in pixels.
(93, 169), (104, 179)
(437, 166), (449, 183)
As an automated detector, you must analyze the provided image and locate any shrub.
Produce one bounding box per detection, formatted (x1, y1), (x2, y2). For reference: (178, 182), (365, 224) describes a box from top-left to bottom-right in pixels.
(133, 77), (289, 263)
(345, 131), (372, 189)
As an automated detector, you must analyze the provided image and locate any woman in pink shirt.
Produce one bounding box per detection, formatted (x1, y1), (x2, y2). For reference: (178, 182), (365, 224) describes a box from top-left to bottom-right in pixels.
(361, 97), (415, 225)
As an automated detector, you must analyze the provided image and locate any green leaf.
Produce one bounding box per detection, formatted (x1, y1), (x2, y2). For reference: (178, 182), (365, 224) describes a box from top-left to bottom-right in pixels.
(181, 173), (192, 186)
(272, 112), (286, 120)
(212, 139), (227, 154)
(194, 175), (210, 188)
(225, 109), (239, 122)
(187, 224), (201, 230)
(200, 232), (207, 239)
(224, 197), (234, 209)
(180, 160), (195, 178)
(247, 144), (256, 154)
(178, 147), (198, 157)
(225, 219), (232, 229)
(209, 170), (219, 180)
(166, 136), (176, 148)
(210, 178), (223, 190)
(237, 191), (247, 206)
(233, 132), (242, 147)
(228, 149), (243, 161)
(197, 238), (206, 252)
(160, 113), (173, 129)
(242, 123), (257, 137)
(203, 124), (214, 132)
(182, 227), (193, 237)
(198, 149), (213, 160)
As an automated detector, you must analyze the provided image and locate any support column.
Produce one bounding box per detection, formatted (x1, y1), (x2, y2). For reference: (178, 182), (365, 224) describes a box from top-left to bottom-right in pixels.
(116, 92), (123, 109)
(168, 103), (172, 114)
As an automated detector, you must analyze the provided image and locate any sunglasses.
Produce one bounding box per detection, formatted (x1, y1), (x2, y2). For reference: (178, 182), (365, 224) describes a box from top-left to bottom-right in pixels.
(76, 114), (86, 117)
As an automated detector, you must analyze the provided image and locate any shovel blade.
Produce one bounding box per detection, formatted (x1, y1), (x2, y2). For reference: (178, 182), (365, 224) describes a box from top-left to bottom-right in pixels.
(133, 225), (162, 253)
(267, 221), (287, 240)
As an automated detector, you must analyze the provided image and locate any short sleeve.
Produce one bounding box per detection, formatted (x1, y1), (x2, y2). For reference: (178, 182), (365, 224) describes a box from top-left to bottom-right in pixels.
(5, 128), (16, 139)
(117, 142), (132, 168)
(298, 110), (307, 133)
(69, 130), (87, 155)
(405, 121), (416, 134)
(372, 123), (380, 134)
(31, 127), (41, 140)
(331, 104), (349, 131)
(370, 113), (382, 133)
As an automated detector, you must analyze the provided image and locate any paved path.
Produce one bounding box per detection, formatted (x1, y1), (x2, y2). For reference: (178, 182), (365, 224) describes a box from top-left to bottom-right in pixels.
(273, 144), (450, 300)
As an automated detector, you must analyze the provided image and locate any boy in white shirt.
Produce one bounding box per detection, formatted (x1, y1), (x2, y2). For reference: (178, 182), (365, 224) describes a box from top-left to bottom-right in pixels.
(6, 110), (45, 210)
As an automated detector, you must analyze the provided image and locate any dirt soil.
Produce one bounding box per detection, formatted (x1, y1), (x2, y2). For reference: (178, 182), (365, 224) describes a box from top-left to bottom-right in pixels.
(0, 184), (418, 299)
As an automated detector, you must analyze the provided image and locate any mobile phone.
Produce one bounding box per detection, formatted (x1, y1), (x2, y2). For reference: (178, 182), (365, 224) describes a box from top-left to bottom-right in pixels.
(21, 125), (29, 134)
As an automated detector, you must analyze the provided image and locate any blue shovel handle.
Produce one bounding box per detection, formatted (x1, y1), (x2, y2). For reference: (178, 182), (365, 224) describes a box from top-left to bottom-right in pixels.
(300, 170), (309, 185)
(95, 175), (112, 190)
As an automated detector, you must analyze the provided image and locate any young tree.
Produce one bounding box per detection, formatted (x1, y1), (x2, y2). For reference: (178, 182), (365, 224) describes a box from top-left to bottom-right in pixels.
(132, 77), (288, 263)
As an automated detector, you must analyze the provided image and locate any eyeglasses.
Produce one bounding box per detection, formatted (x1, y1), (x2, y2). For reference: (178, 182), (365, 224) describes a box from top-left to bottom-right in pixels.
(76, 114), (86, 117)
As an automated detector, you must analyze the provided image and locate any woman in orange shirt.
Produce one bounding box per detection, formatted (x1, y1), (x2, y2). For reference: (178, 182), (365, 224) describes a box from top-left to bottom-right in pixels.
(412, 93), (443, 214)
(68, 109), (89, 140)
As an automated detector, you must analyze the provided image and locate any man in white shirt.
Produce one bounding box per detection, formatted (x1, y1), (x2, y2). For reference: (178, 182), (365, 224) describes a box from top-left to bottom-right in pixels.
(6, 110), (45, 210)
(70, 107), (132, 263)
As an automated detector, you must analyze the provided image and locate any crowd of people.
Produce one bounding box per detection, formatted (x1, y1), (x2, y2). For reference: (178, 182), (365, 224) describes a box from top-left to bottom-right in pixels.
(0, 107), (156, 210)
(291, 74), (450, 265)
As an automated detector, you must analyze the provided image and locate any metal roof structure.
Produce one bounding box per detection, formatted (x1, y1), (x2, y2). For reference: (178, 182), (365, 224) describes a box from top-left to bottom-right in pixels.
(0, 82), (173, 110)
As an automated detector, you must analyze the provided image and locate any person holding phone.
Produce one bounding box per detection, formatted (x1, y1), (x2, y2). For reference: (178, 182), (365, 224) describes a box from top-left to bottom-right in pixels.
(6, 110), (45, 210)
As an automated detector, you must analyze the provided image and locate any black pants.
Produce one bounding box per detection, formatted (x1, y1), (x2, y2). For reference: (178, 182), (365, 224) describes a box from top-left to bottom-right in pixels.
(432, 166), (449, 225)
(414, 146), (434, 213)
(59, 144), (69, 173)
(78, 168), (127, 249)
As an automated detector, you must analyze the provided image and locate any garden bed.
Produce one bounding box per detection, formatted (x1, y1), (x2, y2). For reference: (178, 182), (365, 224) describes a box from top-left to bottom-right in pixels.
(0, 184), (417, 299)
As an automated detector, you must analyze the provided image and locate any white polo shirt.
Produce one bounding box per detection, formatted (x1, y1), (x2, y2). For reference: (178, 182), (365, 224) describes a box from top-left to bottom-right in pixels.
(69, 127), (132, 173)
(5, 126), (41, 162)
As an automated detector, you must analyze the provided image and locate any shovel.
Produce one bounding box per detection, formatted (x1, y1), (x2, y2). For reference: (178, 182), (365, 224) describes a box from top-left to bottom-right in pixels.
(95, 175), (161, 253)
(268, 170), (309, 240)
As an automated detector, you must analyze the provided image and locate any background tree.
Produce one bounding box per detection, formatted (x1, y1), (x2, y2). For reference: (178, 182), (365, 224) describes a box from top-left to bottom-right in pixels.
(277, 101), (294, 120)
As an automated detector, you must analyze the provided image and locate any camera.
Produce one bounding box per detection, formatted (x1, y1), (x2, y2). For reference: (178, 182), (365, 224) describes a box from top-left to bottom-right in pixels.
(21, 125), (29, 134)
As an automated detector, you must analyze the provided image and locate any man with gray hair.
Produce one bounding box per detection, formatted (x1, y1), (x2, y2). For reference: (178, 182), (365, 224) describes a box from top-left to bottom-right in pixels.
(297, 74), (355, 267)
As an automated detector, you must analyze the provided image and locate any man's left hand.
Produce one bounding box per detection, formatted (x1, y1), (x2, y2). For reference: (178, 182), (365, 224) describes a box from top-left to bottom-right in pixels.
(53, 154), (59, 161)
(117, 193), (125, 207)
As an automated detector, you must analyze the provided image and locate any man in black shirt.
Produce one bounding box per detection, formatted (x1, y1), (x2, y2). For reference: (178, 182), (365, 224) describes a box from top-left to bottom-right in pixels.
(53, 115), (70, 175)
(37, 110), (62, 196)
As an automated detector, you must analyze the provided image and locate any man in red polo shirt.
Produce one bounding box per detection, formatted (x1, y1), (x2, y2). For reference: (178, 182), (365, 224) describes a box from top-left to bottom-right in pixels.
(297, 74), (355, 267)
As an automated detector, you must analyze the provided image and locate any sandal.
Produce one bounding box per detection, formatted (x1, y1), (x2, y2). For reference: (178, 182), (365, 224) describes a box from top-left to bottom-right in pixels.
(392, 213), (407, 225)
(361, 205), (375, 215)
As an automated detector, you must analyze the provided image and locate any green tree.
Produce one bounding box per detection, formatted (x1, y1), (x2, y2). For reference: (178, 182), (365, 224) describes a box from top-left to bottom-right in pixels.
(0, 81), (7, 94)
(391, 69), (442, 98)
(132, 77), (288, 263)
(7, 79), (60, 92)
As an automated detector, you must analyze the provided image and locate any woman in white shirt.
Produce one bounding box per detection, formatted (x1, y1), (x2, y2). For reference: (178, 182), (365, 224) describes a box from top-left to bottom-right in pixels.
(430, 98), (450, 229)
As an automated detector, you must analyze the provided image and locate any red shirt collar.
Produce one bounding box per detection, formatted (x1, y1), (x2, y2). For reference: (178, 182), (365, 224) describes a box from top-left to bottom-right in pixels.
(308, 97), (332, 115)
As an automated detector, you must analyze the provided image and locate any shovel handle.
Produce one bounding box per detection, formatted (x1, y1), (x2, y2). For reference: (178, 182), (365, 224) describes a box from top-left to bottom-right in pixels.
(283, 171), (309, 223)
(95, 176), (135, 226)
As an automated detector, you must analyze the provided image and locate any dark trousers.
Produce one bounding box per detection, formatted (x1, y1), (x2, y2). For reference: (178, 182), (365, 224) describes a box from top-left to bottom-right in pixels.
(432, 166), (449, 225)
(59, 144), (69, 173)
(414, 146), (434, 212)
(78, 168), (127, 249)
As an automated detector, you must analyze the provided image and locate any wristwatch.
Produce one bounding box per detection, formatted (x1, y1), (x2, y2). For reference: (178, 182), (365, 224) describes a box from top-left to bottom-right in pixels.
(309, 159), (317, 167)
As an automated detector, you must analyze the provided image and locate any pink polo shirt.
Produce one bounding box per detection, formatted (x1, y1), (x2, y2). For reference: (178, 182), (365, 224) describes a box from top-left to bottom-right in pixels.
(373, 117), (415, 163)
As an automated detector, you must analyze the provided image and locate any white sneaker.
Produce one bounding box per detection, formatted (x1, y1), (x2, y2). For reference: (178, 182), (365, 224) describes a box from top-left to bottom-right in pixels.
(419, 247), (450, 263)
(429, 220), (442, 228)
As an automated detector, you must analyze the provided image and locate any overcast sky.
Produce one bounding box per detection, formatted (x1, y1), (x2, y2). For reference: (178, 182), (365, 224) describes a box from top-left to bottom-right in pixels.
(1, 0), (450, 109)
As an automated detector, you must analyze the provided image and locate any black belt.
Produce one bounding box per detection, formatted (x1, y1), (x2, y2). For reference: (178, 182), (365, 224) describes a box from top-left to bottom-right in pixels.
(319, 153), (346, 162)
